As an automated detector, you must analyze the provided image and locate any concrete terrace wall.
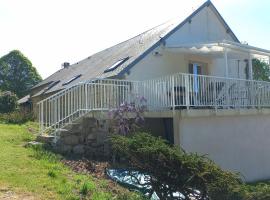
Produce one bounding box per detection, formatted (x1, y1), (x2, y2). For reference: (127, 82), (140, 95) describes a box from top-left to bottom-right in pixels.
(177, 109), (270, 182)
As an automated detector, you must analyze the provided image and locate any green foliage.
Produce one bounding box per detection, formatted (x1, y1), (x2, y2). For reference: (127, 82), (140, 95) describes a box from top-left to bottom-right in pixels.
(0, 50), (42, 97)
(111, 133), (245, 200)
(48, 169), (57, 178)
(31, 144), (61, 163)
(109, 97), (147, 135)
(239, 182), (270, 200)
(0, 91), (18, 113)
(0, 123), (144, 200)
(253, 59), (270, 81)
(80, 181), (95, 195)
(0, 110), (34, 124)
(116, 192), (147, 200)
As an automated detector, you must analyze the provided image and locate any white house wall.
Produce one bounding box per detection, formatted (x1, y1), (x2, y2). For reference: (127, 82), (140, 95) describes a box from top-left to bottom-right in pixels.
(165, 6), (236, 46)
(126, 5), (244, 81)
(126, 48), (246, 80)
(178, 112), (270, 182)
(210, 58), (247, 78)
(126, 48), (187, 81)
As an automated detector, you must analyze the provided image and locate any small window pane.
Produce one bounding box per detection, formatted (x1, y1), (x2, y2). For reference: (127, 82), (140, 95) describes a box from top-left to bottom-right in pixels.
(62, 74), (82, 86)
(104, 57), (129, 73)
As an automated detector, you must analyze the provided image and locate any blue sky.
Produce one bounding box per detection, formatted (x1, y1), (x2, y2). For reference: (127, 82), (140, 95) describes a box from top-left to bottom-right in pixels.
(0, 0), (269, 79)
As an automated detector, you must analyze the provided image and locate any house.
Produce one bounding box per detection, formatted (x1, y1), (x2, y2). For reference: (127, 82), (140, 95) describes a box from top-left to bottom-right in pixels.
(31, 1), (270, 182)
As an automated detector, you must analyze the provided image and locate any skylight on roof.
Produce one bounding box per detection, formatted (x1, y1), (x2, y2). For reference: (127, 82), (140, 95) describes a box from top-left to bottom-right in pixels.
(62, 74), (82, 86)
(42, 80), (60, 94)
(104, 57), (129, 73)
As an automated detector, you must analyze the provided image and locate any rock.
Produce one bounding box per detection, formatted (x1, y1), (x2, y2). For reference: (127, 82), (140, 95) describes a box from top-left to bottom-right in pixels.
(83, 118), (97, 128)
(69, 123), (83, 132)
(36, 135), (55, 143)
(62, 135), (79, 145)
(96, 131), (107, 144)
(58, 144), (72, 154)
(73, 145), (85, 154)
(87, 133), (96, 140)
(25, 141), (43, 147)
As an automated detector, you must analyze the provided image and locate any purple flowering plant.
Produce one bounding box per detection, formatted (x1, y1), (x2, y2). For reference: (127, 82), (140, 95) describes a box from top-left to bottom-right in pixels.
(108, 96), (147, 135)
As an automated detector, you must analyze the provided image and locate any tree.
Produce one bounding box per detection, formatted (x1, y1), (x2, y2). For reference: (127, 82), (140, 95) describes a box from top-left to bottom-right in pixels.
(0, 50), (42, 98)
(252, 59), (270, 81)
(0, 91), (18, 113)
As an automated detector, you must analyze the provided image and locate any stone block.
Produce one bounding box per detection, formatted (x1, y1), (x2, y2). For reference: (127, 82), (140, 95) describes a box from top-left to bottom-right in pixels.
(25, 141), (43, 147)
(87, 133), (97, 140)
(36, 135), (55, 144)
(61, 135), (80, 145)
(83, 118), (97, 128)
(73, 145), (85, 154)
(58, 144), (72, 154)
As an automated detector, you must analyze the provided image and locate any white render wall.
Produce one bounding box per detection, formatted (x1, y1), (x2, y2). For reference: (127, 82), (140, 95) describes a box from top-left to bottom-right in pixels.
(125, 4), (247, 81)
(178, 111), (270, 182)
(166, 6), (235, 46)
(127, 48), (187, 81)
(126, 48), (247, 81)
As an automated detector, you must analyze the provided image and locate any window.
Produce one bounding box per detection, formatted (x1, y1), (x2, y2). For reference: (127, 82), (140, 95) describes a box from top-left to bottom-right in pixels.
(43, 80), (60, 93)
(62, 74), (82, 86)
(104, 57), (129, 73)
(188, 62), (204, 93)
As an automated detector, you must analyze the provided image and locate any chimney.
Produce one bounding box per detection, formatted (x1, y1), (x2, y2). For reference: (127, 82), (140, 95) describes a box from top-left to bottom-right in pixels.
(62, 62), (70, 68)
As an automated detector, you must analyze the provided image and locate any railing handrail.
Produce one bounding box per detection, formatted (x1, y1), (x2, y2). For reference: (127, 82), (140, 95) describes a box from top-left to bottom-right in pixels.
(37, 78), (140, 105)
(37, 72), (270, 134)
(37, 73), (270, 106)
(144, 72), (270, 84)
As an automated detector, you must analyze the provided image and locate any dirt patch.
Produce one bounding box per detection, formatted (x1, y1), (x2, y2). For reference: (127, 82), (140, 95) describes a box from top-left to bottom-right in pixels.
(62, 158), (109, 178)
(0, 187), (38, 200)
(61, 158), (130, 195)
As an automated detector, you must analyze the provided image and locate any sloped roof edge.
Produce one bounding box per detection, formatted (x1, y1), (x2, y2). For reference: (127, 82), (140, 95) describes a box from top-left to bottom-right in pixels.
(117, 0), (239, 77)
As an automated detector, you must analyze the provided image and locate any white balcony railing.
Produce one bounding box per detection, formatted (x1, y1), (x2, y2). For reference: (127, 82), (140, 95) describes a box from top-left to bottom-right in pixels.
(38, 73), (270, 134)
(140, 73), (270, 110)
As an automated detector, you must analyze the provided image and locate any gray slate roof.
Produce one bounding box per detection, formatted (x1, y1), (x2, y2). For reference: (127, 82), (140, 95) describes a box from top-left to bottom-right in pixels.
(33, 20), (179, 96)
(32, 0), (239, 97)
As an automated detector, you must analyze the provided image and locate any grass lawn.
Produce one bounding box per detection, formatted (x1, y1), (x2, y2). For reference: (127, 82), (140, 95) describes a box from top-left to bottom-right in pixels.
(0, 122), (143, 200)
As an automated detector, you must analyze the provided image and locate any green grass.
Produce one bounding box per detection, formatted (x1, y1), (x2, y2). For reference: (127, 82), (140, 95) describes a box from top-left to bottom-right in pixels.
(0, 122), (144, 200)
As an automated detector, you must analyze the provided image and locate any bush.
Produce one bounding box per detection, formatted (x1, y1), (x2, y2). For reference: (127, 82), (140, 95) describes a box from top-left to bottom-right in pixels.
(111, 132), (246, 200)
(0, 91), (18, 113)
(80, 181), (95, 195)
(239, 183), (270, 200)
(109, 97), (147, 135)
(0, 110), (34, 124)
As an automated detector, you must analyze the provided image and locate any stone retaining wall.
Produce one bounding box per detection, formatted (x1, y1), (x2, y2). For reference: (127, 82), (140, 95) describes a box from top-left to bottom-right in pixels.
(54, 116), (110, 158)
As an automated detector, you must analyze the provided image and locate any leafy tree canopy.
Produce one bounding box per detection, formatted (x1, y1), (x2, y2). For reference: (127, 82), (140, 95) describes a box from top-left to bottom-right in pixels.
(253, 59), (270, 81)
(0, 91), (18, 113)
(0, 50), (42, 98)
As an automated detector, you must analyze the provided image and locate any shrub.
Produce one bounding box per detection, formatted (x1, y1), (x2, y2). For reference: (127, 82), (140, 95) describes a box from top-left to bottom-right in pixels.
(0, 110), (34, 124)
(109, 96), (147, 135)
(239, 183), (270, 200)
(48, 170), (57, 178)
(111, 132), (245, 200)
(80, 181), (95, 196)
(31, 144), (61, 163)
(0, 91), (18, 113)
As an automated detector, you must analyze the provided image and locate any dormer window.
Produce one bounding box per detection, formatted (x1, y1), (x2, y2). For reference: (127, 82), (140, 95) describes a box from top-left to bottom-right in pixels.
(104, 57), (129, 73)
(62, 74), (82, 86)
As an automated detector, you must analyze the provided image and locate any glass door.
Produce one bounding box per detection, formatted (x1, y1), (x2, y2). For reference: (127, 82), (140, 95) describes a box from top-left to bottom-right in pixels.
(189, 63), (202, 93)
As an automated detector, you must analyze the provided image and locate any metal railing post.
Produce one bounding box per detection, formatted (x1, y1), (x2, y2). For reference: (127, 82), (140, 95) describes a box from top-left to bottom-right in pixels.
(185, 74), (190, 109)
